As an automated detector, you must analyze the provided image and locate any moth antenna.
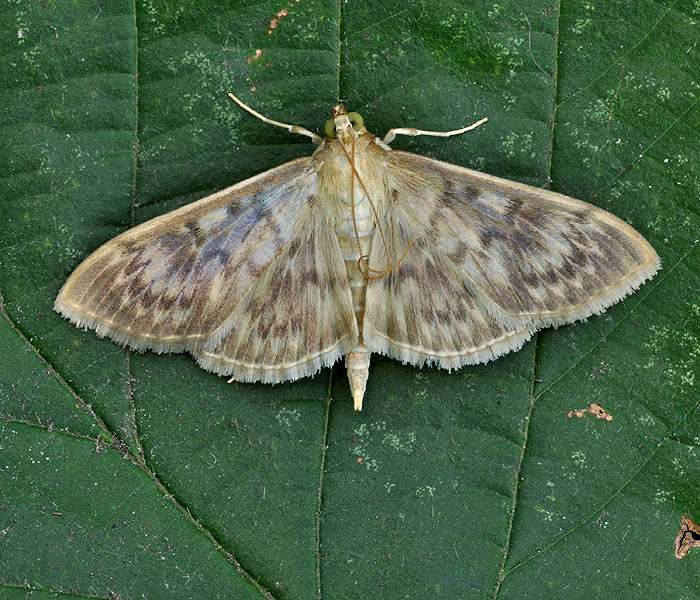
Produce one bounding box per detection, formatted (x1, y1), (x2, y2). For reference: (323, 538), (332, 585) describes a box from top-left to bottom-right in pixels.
(227, 92), (323, 144)
(356, 234), (422, 280)
(340, 137), (415, 279)
(382, 116), (488, 145)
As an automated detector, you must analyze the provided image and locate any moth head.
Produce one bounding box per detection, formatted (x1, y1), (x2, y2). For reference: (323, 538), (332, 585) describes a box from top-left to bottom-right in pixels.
(325, 104), (365, 143)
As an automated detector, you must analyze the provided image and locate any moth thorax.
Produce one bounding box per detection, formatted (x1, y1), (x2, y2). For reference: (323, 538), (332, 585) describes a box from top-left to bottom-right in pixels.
(315, 133), (388, 337)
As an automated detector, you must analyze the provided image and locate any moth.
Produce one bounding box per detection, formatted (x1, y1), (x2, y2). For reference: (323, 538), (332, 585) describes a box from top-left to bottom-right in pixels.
(55, 93), (660, 411)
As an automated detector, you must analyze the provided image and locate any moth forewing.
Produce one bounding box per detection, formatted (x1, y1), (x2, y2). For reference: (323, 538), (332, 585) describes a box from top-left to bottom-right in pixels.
(382, 151), (660, 330)
(55, 159), (318, 353)
(55, 96), (660, 411)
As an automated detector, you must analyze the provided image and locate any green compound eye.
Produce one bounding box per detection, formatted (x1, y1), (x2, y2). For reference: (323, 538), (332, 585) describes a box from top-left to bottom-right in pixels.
(325, 119), (337, 138)
(348, 112), (364, 130)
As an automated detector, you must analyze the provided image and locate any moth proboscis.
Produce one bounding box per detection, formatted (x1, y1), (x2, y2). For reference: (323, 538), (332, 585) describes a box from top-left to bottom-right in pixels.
(55, 93), (660, 411)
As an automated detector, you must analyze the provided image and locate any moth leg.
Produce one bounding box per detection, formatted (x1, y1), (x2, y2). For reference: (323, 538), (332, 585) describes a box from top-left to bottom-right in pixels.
(228, 92), (323, 144)
(382, 117), (488, 145)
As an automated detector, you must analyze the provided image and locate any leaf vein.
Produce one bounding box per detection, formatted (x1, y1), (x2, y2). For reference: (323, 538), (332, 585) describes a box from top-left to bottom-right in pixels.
(501, 396), (700, 579)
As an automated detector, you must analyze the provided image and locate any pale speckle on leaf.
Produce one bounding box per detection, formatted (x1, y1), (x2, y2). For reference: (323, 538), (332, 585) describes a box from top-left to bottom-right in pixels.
(275, 407), (300, 429)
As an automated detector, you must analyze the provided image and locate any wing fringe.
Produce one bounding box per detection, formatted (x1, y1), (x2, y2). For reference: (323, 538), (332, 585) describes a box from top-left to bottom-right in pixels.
(365, 326), (535, 370)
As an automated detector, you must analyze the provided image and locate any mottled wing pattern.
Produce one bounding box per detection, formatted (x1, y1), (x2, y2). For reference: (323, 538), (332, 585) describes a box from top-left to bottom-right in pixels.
(382, 151), (660, 331)
(363, 203), (535, 368)
(195, 207), (359, 383)
(55, 158), (357, 382)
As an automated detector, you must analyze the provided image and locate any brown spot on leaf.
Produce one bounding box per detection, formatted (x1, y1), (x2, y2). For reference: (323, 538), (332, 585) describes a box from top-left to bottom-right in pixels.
(267, 5), (292, 34)
(567, 402), (612, 421)
(675, 516), (700, 559)
(247, 49), (262, 64)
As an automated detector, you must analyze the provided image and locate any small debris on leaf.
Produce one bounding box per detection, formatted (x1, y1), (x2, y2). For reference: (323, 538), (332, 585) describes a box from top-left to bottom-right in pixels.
(268, 6), (291, 34)
(247, 49), (262, 65)
(567, 402), (613, 421)
(675, 515), (700, 559)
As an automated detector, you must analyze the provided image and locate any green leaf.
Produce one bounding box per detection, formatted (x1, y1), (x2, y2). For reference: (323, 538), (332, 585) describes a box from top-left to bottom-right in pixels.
(2, 1), (699, 598)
